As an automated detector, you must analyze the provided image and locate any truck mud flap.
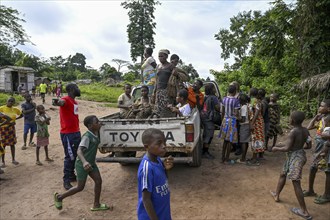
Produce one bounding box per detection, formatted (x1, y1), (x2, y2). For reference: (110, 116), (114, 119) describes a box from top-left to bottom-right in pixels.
(96, 156), (193, 164)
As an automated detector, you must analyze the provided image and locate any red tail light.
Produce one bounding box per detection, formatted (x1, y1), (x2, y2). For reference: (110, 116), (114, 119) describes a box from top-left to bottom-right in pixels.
(185, 124), (194, 142)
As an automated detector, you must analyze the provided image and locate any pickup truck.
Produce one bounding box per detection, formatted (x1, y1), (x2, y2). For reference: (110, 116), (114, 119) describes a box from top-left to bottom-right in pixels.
(96, 81), (221, 167)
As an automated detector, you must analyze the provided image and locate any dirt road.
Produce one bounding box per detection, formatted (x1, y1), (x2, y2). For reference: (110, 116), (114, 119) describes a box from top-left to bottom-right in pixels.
(0, 95), (329, 219)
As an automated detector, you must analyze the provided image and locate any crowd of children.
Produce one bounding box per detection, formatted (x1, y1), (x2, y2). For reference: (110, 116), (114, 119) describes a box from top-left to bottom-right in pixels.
(0, 79), (329, 220)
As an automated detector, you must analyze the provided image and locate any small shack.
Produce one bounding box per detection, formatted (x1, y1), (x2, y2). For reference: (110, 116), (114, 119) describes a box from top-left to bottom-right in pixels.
(0, 66), (35, 93)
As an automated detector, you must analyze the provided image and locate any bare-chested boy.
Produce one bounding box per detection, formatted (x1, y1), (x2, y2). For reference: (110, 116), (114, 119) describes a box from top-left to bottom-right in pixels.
(270, 111), (312, 220)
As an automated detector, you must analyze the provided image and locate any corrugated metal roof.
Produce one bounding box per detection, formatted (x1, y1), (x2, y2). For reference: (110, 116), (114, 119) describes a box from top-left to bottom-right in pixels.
(0, 65), (35, 72)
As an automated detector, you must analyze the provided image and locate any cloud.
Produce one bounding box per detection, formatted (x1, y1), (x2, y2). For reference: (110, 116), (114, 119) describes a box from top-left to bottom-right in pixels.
(2, 0), (280, 79)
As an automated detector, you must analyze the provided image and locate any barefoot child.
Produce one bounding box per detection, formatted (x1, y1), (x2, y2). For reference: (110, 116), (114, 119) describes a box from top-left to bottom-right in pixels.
(220, 85), (240, 163)
(303, 99), (330, 198)
(54, 115), (111, 211)
(21, 93), (37, 150)
(238, 94), (251, 163)
(137, 128), (174, 220)
(266, 93), (282, 151)
(270, 111), (312, 220)
(35, 105), (53, 165)
(248, 88), (265, 166)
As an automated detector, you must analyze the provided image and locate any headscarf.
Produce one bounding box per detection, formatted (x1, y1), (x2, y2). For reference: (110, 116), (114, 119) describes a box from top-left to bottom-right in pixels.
(159, 49), (170, 55)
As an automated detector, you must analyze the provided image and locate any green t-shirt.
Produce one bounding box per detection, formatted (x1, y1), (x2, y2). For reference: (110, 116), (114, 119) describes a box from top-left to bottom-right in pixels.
(76, 130), (100, 165)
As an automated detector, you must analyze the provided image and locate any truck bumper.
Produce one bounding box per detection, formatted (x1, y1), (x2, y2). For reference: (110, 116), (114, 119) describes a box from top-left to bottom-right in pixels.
(96, 156), (193, 164)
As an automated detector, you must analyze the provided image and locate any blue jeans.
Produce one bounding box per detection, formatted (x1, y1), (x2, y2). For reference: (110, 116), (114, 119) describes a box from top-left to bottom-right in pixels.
(60, 132), (81, 183)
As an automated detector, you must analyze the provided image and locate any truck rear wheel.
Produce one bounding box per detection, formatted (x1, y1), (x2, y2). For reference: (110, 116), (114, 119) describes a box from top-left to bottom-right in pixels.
(189, 137), (202, 167)
(114, 151), (137, 166)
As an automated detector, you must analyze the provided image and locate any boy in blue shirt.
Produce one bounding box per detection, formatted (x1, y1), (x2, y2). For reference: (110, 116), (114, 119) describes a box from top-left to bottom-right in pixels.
(137, 128), (174, 220)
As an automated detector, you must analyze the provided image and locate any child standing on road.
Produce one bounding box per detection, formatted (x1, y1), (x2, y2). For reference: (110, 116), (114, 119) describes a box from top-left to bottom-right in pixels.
(35, 105), (53, 165)
(237, 94), (251, 163)
(54, 115), (111, 211)
(266, 93), (282, 151)
(248, 88), (265, 166)
(303, 99), (330, 198)
(137, 128), (174, 220)
(270, 111), (312, 220)
(220, 85), (240, 163)
(21, 93), (37, 150)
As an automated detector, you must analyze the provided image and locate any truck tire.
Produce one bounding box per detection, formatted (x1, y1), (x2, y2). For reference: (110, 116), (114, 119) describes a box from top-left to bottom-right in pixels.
(189, 137), (202, 167)
(115, 151), (137, 166)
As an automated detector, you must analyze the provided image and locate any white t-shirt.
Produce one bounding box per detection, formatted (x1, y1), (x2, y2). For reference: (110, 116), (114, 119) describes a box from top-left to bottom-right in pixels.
(240, 104), (249, 124)
(118, 93), (134, 114)
(177, 103), (191, 117)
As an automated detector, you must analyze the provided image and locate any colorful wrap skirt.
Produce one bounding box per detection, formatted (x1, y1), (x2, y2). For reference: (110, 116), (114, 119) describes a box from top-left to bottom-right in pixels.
(155, 89), (176, 118)
(0, 124), (17, 146)
(220, 117), (238, 143)
(283, 149), (306, 180)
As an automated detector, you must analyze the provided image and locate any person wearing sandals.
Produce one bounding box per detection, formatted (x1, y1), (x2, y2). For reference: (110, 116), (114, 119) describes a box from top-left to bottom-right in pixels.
(35, 105), (53, 165)
(54, 115), (111, 211)
(0, 97), (23, 167)
(270, 111), (312, 220)
(21, 93), (37, 150)
(303, 99), (330, 200)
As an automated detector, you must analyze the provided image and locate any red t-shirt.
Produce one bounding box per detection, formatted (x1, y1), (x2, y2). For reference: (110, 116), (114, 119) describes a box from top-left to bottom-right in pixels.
(59, 96), (80, 133)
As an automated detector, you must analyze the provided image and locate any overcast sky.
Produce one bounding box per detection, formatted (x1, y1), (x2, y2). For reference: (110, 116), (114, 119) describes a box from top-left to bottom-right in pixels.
(2, 0), (291, 79)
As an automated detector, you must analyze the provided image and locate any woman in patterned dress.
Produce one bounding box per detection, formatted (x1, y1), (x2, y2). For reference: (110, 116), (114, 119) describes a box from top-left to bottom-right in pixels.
(248, 88), (265, 165)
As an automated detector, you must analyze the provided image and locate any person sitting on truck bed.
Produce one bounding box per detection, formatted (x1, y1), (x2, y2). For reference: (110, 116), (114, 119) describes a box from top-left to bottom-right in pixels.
(169, 89), (191, 117)
(127, 85), (154, 119)
(118, 84), (134, 119)
(187, 79), (204, 111)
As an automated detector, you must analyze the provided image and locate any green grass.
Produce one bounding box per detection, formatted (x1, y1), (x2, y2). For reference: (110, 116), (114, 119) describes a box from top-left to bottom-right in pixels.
(79, 83), (123, 103)
(0, 93), (25, 106)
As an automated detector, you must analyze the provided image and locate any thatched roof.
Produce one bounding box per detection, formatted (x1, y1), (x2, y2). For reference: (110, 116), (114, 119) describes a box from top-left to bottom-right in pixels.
(296, 71), (330, 93)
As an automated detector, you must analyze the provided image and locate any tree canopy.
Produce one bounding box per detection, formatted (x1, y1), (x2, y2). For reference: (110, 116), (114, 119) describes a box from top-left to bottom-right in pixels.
(0, 5), (31, 46)
(213, 0), (330, 116)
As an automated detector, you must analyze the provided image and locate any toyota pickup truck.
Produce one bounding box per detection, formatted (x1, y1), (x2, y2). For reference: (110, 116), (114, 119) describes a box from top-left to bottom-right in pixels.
(96, 81), (221, 167)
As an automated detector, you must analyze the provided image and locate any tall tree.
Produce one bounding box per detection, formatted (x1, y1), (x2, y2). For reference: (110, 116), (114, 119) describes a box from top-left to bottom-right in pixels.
(112, 59), (131, 73)
(69, 52), (87, 72)
(121, 0), (160, 82)
(0, 5), (31, 46)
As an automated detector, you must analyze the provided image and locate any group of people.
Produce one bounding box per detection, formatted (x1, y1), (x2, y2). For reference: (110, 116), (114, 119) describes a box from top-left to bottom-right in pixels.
(30, 80), (63, 102)
(0, 93), (53, 171)
(1, 47), (329, 219)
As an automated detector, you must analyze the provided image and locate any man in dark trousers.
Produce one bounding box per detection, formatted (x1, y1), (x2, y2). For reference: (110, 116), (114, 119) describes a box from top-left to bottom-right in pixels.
(53, 83), (81, 190)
